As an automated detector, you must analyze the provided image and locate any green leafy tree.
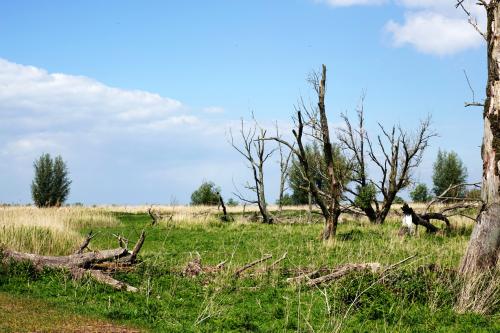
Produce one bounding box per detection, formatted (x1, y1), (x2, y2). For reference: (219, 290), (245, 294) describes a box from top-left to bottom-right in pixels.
(227, 198), (239, 207)
(190, 181), (221, 205)
(50, 156), (71, 207)
(432, 150), (468, 197)
(276, 193), (294, 206)
(288, 143), (351, 205)
(393, 196), (405, 204)
(410, 183), (431, 203)
(31, 153), (71, 207)
(354, 183), (377, 210)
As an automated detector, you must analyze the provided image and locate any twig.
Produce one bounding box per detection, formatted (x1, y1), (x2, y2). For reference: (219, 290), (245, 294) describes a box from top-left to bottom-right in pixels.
(268, 252), (287, 270)
(234, 254), (273, 277)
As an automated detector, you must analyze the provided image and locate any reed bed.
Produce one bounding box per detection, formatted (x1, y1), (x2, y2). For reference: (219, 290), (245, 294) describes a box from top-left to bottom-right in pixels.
(0, 207), (119, 255)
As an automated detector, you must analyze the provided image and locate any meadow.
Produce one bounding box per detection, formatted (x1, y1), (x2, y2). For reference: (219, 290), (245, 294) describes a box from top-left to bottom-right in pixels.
(0, 205), (499, 332)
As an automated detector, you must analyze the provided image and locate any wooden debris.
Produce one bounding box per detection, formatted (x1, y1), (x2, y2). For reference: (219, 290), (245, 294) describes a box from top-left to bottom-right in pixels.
(2, 232), (146, 292)
(288, 255), (418, 287)
(234, 254), (273, 277)
(306, 263), (382, 287)
(74, 230), (97, 255)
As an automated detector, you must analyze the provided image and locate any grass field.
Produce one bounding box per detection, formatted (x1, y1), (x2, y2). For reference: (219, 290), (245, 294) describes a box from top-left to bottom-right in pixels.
(0, 205), (499, 332)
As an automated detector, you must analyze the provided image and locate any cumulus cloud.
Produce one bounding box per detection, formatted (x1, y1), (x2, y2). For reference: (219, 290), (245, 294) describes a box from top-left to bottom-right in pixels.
(385, 11), (483, 56)
(315, 0), (387, 6)
(314, 0), (485, 55)
(0, 58), (188, 133)
(0, 58), (242, 204)
(386, 1), (485, 56)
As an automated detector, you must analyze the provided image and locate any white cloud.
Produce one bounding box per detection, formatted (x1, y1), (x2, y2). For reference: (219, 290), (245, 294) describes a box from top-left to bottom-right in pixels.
(0, 58), (245, 204)
(385, 11), (483, 56)
(0, 58), (187, 132)
(316, 0), (387, 6)
(386, 1), (486, 56)
(202, 106), (225, 114)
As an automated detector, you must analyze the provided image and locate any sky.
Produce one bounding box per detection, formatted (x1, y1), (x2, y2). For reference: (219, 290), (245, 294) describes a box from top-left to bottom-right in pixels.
(0, 0), (488, 204)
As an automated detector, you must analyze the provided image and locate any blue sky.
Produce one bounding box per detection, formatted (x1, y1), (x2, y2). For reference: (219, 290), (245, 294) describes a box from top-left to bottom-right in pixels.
(0, 0), (487, 204)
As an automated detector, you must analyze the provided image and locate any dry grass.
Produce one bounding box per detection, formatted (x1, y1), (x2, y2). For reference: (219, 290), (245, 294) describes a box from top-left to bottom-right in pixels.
(0, 207), (119, 255)
(456, 269), (500, 315)
(97, 203), (477, 228)
(0, 203), (476, 256)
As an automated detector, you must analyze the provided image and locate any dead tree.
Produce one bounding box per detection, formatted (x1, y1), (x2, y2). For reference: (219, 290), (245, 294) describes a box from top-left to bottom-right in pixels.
(338, 99), (435, 224)
(266, 65), (343, 239)
(275, 123), (294, 212)
(453, 1), (500, 278)
(1, 231), (146, 292)
(230, 116), (275, 224)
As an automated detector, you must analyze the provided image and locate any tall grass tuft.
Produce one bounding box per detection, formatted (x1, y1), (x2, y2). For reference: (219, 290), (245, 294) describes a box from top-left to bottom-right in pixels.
(0, 207), (119, 255)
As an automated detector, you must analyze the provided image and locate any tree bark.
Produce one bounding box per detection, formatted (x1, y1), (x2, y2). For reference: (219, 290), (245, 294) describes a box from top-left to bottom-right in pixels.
(460, 3), (500, 275)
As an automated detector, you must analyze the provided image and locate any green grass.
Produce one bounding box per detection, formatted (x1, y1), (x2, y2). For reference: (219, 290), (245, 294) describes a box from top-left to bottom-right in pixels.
(0, 212), (499, 332)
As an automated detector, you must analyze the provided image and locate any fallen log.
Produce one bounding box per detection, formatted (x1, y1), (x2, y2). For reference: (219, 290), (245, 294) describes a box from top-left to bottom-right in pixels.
(306, 263), (382, 287)
(289, 255), (418, 287)
(1, 231), (146, 292)
(401, 204), (439, 233)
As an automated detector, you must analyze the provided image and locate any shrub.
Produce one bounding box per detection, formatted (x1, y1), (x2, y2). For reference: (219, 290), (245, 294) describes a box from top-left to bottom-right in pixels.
(190, 181), (221, 205)
(411, 183), (431, 203)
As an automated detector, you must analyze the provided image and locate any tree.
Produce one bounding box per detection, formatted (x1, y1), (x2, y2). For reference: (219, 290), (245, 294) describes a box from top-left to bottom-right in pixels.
(267, 65), (344, 239)
(227, 198), (239, 207)
(276, 193), (294, 206)
(190, 181), (220, 205)
(410, 183), (431, 203)
(31, 153), (71, 208)
(456, 0), (500, 276)
(230, 116), (274, 224)
(432, 150), (468, 198)
(31, 153), (54, 207)
(338, 99), (435, 224)
(50, 156), (71, 207)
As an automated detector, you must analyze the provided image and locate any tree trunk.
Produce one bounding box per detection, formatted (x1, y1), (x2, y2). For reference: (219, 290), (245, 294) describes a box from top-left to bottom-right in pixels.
(308, 191), (313, 224)
(459, 4), (500, 275)
(257, 165), (272, 224)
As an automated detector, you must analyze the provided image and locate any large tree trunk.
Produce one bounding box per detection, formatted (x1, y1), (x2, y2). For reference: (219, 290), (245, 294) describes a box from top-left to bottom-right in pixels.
(318, 65), (340, 239)
(459, 4), (500, 275)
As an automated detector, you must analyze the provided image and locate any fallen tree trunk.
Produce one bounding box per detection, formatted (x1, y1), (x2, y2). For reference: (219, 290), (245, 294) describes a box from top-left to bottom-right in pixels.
(401, 204), (439, 233)
(1, 231), (146, 292)
(289, 255), (417, 287)
(306, 263), (382, 287)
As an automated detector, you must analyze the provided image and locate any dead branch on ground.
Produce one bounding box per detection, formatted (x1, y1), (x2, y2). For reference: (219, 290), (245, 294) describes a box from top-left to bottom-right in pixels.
(2, 231), (146, 292)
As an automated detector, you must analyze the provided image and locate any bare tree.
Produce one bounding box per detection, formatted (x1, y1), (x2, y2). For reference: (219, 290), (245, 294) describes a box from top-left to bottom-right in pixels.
(230, 116), (275, 224)
(267, 65), (343, 239)
(456, 0), (500, 276)
(338, 98), (435, 224)
(275, 123), (294, 212)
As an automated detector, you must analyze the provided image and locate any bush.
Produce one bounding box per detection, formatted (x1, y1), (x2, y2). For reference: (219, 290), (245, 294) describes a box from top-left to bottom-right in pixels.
(190, 181), (221, 205)
(31, 153), (71, 208)
(393, 196), (405, 204)
(227, 198), (239, 206)
(410, 183), (431, 203)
